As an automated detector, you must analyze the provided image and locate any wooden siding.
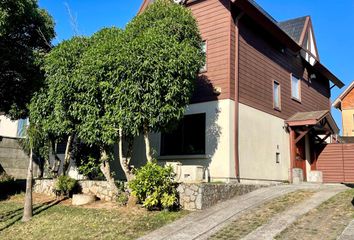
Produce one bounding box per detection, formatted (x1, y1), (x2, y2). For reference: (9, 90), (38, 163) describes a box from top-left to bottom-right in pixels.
(238, 16), (330, 120)
(342, 90), (354, 110)
(189, 0), (233, 103)
(317, 143), (354, 183)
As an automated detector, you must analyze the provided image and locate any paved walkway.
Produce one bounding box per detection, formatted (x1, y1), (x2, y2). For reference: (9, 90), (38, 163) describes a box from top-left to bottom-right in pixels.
(337, 219), (354, 240)
(242, 186), (345, 240)
(138, 184), (347, 240)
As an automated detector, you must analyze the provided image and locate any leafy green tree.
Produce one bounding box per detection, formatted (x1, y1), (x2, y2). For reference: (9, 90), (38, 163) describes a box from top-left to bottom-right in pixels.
(0, 0), (55, 118)
(30, 37), (90, 175)
(72, 28), (131, 185)
(115, 0), (205, 162)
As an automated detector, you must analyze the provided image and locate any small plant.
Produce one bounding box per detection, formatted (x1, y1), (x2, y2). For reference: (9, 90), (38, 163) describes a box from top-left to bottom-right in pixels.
(0, 172), (14, 183)
(54, 175), (77, 197)
(116, 192), (129, 206)
(129, 161), (178, 211)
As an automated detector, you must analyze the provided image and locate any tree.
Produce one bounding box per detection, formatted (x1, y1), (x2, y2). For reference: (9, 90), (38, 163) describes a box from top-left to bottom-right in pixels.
(20, 122), (47, 222)
(0, 0), (55, 118)
(72, 28), (132, 185)
(30, 37), (90, 175)
(115, 0), (205, 162)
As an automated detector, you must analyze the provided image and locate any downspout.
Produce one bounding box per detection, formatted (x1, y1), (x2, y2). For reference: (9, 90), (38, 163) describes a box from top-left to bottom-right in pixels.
(234, 12), (244, 182)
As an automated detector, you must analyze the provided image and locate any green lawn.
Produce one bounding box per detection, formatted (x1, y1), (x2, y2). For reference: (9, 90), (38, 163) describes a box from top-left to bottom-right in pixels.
(0, 194), (188, 240)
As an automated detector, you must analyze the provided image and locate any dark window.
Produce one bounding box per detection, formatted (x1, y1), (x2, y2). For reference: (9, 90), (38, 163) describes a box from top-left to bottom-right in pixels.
(161, 113), (206, 156)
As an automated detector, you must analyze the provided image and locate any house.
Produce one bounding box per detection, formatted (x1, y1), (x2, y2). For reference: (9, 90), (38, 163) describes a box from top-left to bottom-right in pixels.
(134, 0), (344, 183)
(0, 113), (28, 138)
(332, 81), (354, 137)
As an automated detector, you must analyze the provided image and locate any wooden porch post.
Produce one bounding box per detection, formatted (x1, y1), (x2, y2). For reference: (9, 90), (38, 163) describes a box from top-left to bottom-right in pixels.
(289, 128), (296, 183)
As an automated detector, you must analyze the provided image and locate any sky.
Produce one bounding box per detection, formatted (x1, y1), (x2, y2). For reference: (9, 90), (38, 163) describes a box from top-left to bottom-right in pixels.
(38, 0), (354, 133)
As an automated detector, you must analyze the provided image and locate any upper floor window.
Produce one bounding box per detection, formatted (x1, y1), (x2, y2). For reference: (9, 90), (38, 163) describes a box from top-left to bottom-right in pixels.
(273, 81), (281, 110)
(291, 75), (301, 101)
(200, 41), (207, 72)
(161, 113), (206, 156)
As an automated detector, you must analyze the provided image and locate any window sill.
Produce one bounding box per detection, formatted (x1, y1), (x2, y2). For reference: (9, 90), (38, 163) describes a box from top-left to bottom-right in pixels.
(158, 154), (209, 160)
(274, 107), (281, 112)
(291, 97), (301, 103)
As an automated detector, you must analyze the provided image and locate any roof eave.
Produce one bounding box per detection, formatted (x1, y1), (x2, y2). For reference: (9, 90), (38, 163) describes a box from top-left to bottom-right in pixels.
(231, 0), (301, 52)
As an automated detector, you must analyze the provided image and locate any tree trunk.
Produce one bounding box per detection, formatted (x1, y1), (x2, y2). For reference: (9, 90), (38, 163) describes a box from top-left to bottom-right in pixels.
(99, 150), (118, 193)
(143, 126), (152, 162)
(118, 129), (133, 181)
(63, 133), (74, 175)
(22, 148), (33, 222)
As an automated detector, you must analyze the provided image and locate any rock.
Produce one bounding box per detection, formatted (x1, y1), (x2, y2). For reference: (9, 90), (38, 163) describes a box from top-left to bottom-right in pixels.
(72, 194), (96, 206)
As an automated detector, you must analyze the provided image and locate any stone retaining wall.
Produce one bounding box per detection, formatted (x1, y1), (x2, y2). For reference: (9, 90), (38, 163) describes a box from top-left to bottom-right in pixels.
(34, 179), (265, 210)
(33, 179), (118, 201)
(177, 183), (265, 211)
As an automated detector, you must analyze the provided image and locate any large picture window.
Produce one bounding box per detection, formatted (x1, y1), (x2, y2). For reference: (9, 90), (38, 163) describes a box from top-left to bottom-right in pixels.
(161, 113), (206, 156)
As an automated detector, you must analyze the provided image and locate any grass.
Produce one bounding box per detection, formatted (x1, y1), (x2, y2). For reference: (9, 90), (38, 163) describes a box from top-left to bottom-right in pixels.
(209, 190), (315, 240)
(275, 188), (354, 240)
(0, 193), (188, 240)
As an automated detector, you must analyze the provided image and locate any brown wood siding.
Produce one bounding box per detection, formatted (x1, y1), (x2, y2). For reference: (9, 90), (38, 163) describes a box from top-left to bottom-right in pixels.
(342, 90), (354, 110)
(238, 17), (330, 120)
(189, 0), (233, 103)
(317, 143), (354, 183)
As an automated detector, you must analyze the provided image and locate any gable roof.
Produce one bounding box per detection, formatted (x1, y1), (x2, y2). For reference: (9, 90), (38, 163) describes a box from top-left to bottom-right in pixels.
(138, 0), (344, 89)
(277, 16), (308, 44)
(332, 81), (354, 109)
(286, 110), (339, 134)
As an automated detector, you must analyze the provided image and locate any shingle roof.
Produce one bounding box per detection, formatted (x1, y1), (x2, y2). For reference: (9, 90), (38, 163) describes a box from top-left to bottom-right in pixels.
(287, 110), (329, 123)
(248, 1), (307, 45)
(277, 16), (308, 44)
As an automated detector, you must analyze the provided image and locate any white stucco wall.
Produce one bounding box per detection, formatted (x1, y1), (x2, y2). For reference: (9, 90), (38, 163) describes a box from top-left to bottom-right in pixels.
(238, 103), (290, 181)
(127, 99), (236, 181)
(0, 116), (19, 138)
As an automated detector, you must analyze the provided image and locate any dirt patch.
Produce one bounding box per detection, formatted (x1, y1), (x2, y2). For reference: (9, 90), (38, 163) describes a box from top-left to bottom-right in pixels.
(209, 190), (316, 240)
(275, 188), (354, 240)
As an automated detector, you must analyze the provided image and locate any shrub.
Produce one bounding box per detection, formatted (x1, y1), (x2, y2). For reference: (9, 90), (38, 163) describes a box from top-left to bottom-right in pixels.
(0, 172), (14, 183)
(116, 192), (129, 206)
(129, 161), (178, 210)
(54, 175), (77, 197)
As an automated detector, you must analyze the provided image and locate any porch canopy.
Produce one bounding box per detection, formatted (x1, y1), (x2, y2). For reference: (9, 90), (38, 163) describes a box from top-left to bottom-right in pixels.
(285, 110), (339, 182)
(286, 110), (339, 143)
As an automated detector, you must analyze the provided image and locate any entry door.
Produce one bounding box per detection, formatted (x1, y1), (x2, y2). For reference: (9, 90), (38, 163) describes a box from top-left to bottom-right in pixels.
(295, 143), (307, 181)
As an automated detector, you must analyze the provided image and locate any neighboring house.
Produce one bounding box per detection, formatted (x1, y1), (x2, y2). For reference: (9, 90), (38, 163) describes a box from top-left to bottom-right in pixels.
(333, 81), (354, 136)
(136, 0), (344, 183)
(0, 113), (28, 138)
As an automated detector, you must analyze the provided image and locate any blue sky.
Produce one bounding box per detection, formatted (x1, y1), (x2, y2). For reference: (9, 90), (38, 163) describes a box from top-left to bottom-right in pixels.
(38, 0), (354, 132)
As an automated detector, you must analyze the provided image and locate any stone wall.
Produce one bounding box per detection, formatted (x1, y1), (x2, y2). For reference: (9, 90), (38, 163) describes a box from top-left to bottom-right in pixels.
(33, 179), (118, 201)
(177, 183), (265, 211)
(34, 179), (265, 210)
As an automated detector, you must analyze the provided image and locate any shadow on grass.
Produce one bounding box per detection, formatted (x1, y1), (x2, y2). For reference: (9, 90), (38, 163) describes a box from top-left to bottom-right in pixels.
(0, 180), (26, 201)
(0, 198), (64, 232)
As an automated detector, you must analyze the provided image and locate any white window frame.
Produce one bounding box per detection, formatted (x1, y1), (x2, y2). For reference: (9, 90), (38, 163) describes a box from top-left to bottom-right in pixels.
(200, 40), (207, 72)
(273, 81), (281, 111)
(291, 74), (301, 102)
